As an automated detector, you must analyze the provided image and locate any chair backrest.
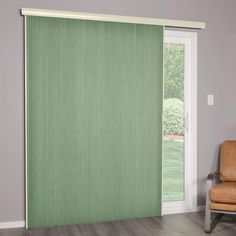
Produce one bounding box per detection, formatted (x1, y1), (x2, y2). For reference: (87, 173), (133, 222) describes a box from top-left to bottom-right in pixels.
(220, 140), (236, 181)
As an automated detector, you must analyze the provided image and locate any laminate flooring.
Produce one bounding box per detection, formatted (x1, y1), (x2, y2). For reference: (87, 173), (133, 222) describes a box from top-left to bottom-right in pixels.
(1, 211), (236, 236)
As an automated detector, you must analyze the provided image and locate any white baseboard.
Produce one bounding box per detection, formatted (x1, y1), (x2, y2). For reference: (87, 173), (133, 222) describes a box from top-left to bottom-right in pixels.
(0, 221), (25, 229)
(196, 205), (205, 212)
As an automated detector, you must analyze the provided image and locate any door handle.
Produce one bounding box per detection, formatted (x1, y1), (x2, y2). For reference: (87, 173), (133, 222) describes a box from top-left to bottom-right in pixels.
(185, 112), (189, 132)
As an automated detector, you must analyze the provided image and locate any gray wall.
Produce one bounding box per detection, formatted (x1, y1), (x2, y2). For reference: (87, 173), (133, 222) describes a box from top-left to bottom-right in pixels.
(1, 0), (236, 222)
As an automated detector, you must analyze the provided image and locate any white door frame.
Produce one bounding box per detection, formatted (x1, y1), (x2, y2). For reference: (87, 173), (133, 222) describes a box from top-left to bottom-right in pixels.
(162, 30), (197, 215)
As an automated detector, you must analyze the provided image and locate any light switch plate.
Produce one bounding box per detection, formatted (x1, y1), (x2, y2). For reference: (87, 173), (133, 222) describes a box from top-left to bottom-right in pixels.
(208, 94), (214, 105)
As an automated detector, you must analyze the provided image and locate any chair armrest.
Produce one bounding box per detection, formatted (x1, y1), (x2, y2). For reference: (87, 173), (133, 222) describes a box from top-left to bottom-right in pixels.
(207, 171), (220, 178)
(207, 172), (220, 191)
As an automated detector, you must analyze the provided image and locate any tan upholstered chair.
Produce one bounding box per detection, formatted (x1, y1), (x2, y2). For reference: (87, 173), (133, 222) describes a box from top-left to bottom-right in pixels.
(205, 141), (236, 232)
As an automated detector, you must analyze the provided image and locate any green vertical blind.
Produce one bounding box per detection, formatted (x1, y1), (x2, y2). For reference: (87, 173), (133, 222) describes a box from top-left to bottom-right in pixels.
(26, 16), (163, 228)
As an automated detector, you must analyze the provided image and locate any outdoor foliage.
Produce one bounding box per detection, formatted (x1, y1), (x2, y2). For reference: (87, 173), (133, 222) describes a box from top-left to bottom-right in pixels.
(164, 44), (184, 101)
(163, 98), (184, 135)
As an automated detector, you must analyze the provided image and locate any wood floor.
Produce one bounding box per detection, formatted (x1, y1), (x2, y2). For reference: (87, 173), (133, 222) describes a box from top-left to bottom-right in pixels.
(1, 212), (236, 236)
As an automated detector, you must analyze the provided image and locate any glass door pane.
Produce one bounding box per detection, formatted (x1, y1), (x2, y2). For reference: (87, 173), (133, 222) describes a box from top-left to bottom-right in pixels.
(163, 43), (185, 202)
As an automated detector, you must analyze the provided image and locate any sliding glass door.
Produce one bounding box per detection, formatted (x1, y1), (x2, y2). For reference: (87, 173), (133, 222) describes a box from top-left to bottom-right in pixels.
(162, 31), (197, 214)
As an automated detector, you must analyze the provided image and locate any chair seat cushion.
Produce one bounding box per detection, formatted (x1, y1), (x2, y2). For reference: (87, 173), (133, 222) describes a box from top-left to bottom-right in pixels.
(210, 182), (236, 204)
(210, 202), (236, 211)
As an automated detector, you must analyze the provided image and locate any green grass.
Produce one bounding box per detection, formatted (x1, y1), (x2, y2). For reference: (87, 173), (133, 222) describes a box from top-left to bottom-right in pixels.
(163, 139), (184, 202)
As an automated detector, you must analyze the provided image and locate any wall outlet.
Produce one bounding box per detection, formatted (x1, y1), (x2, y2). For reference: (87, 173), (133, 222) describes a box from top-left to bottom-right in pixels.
(208, 94), (214, 105)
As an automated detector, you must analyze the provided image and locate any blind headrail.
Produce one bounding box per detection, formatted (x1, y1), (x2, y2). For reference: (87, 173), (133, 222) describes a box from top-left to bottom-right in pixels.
(21, 8), (206, 30)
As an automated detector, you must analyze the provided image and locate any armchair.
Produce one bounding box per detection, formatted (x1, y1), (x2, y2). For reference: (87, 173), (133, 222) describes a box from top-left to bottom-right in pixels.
(205, 141), (236, 233)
